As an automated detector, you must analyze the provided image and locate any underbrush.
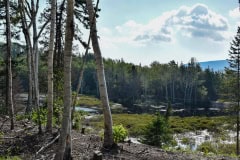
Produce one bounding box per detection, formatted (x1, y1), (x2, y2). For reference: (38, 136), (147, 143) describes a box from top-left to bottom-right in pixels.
(89, 114), (234, 136)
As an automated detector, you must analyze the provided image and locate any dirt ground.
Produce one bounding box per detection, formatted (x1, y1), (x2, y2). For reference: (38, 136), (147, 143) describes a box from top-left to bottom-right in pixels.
(0, 116), (236, 160)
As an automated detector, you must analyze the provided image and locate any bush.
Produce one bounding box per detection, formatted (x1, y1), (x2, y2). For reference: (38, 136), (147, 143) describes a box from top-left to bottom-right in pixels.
(218, 143), (236, 156)
(141, 113), (172, 148)
(113, 124), (128, 143)
(32, 108), (47, 125)
(197, 142), (217, 155)
(72, 111), (86, 130)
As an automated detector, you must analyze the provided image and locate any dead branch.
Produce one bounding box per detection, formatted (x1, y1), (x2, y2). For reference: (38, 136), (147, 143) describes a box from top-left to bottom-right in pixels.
(15, 125), (35, 133)
(0, 116), (9, 130)
(35, 134), (60, 156)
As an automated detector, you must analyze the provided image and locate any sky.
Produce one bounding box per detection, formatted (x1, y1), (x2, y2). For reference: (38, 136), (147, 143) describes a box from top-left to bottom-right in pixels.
(84, 0), (240, 66)
(36, 0), (240, 66)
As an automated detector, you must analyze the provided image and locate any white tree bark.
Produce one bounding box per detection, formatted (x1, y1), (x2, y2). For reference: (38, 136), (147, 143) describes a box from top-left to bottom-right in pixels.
(46, 0), (56, 133)
(86, 0), (114, 148)
(18, 0), (33, 114)
(54, 0), (74, 159)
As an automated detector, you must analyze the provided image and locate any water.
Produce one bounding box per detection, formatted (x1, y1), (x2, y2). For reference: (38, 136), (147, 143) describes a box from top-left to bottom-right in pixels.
(174, 130), (235, 151)
(75, 106), (98, 113)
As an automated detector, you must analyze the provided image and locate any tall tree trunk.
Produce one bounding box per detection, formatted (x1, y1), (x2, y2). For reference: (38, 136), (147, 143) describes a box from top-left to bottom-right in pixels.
(71, 38), (90, 122)
(86, 0), (114, 148)
(26, 48), (33, 113)
(54, 0), (65, 99)
(54, 0), (74, 159)
(5, 0), (14, 130)
(31, 0), (42, 134)
(46, 0), (57, 133)
(237, 51), (240, 155)
(165, 84), (168, 101)
(183, 82), (188, 110)
(18, 0), (33, 114)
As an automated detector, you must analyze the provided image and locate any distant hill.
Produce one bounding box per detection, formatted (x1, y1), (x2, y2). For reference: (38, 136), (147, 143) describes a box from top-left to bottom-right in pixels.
(199, 60), (229, 71)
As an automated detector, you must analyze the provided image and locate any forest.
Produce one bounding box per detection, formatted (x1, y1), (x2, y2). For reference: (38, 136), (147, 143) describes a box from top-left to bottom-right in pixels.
(0, 47), (229, 115)
(1, 0), (240, 160)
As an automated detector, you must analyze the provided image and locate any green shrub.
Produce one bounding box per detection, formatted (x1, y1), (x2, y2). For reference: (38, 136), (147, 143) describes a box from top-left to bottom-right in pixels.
(197, 142), (217, 155)
(0, 156), (21, 160)
(113, 124), (128, 143)
(218, 143), (236, 156)
(72, 111), (84, 130)
(141, 113), (172, 148)
(181, 137), (190, 145)
(0, 132), (3, 144)
(32, 108), (47, 125)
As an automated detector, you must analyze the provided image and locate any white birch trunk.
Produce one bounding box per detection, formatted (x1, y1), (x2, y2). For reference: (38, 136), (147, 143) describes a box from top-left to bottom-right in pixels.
(86, 0), (114, 148)
(46, 0), (56, 133)
(54, 0), (74, 159)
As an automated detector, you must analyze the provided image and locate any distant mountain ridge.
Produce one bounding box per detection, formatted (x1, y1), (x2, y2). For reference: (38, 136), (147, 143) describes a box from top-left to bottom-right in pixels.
(199, 60), (228, 71)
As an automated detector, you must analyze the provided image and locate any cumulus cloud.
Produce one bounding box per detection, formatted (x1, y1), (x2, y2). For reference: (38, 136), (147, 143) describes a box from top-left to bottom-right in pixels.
(113, 3), (229, 45)
(229, 7), (240, 19)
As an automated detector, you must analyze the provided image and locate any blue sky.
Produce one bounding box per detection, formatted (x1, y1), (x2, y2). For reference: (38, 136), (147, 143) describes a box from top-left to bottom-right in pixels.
(87, 0), (240, 65)
(38, 0), (240, 66)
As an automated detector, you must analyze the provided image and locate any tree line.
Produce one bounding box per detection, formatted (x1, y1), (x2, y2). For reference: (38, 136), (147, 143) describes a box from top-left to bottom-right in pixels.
(0, 45), (231, 113)
(0, 0), (240, 158)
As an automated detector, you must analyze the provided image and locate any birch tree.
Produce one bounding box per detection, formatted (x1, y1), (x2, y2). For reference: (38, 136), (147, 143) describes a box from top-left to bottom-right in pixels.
(18, 0), (50, 134)
(46, 0), (57, 133)
(54, 0), (74, 158)
(86, 0), (114, 148)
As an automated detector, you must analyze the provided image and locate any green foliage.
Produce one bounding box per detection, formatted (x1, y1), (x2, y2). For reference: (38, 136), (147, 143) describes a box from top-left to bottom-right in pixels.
(113, 124), (128, 143)
(32, 108), (47, 125)
(181, 137), (190, 145)
(76, 95), (102, 107)
(53, 97), (64, 126)
(141, 113), (172, 148)
(169, 116), (234, 133)
(197, 142), (217, 155)
(89, 114), (234, 138)
(0, 156), (21, 160)
(72, 111), (87, 130)
(217, 143), (236, 156)
(0, 132), (3, 144)
(165, 101), (172, 120)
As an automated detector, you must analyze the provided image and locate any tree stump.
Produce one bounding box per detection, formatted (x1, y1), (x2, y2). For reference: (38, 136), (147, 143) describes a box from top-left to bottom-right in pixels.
(93, 150), (102, 160)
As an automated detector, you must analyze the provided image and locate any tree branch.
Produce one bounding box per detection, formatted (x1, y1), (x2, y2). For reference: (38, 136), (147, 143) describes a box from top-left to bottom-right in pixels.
(37, 17), (50, 40)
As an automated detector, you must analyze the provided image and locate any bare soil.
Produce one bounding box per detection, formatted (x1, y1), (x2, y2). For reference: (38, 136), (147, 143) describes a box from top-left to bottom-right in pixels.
(0, 116), (236, 160)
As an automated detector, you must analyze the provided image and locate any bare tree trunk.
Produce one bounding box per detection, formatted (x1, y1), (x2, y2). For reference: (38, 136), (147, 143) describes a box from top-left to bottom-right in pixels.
(183, 82), (188, 110)
(18, 0), (33, 114)
(54, 0), (74, 159)
(165, 84), (168, 101)
(71, 52), (87, 122)
(46, 0), (57, 133)
(5, 0), (14, 130)
(31, 0), (42, 134)
(86, 0), (114, 148)
(26, 49), (33, 113)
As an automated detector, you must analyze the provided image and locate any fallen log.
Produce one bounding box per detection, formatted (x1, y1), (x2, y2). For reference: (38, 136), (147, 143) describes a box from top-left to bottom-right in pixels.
(35, 134), (60, 156)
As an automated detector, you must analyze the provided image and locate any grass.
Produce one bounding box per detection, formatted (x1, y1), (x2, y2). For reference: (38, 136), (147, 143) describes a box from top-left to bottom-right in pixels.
(89, 114), (235, 137)
(0, 156), (21, 160)
(76, 95), (102, 107)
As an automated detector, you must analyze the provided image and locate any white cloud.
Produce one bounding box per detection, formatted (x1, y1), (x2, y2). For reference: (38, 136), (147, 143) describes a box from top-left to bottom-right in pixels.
(229, 7), (240, 19)
(104, 3), (229, 46)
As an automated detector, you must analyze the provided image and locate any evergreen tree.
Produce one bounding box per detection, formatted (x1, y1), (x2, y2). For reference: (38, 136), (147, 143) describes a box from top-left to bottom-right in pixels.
(142, 113), (172, 148)
(227, 26), (240, 155)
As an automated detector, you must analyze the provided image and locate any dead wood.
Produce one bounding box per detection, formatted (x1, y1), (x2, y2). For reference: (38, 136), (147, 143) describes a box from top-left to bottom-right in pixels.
(35, 134), (60, 156)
